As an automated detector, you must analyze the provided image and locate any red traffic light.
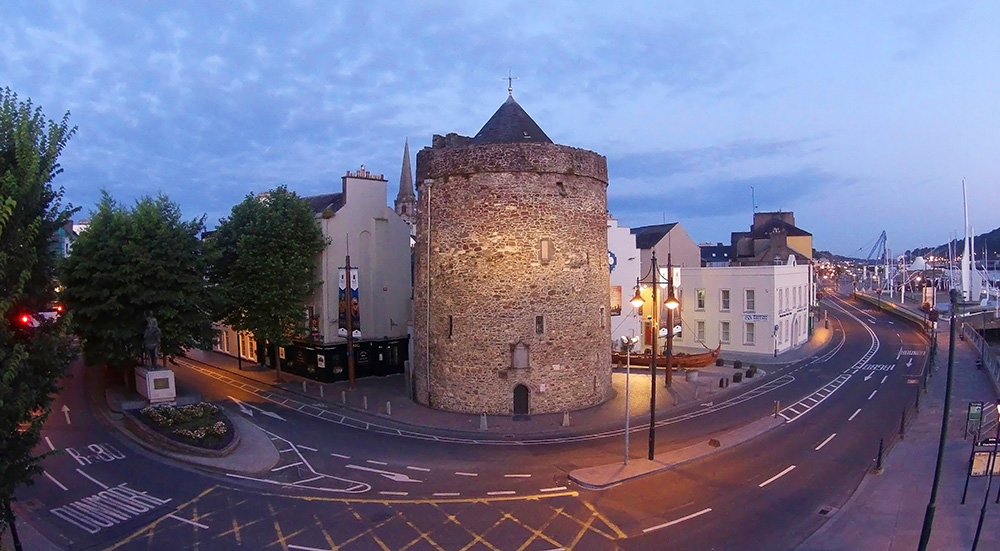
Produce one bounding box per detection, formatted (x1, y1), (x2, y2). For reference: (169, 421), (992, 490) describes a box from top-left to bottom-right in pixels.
(20, 313), (31, 325)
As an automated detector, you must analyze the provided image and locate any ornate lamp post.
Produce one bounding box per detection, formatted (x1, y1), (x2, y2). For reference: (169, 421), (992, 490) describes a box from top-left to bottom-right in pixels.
(630, 252), (681, 461)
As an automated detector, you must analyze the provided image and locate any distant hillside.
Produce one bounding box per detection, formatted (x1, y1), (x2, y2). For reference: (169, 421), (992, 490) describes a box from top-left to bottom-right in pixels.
(907, 226), (1000, 263)
(814, 249), (862, 263)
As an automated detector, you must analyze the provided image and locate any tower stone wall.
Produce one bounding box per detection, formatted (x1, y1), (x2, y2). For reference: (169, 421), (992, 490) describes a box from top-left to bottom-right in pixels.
(413, 140), (612, 414)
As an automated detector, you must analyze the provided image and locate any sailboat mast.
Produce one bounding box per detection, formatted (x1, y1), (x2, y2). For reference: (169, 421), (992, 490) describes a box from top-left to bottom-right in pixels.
(961, 180), (972, 301)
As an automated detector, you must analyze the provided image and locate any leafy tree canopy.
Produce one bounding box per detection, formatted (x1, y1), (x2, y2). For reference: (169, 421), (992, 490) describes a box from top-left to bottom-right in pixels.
(0, 87), (77, 529)
(61, 191), (218, 370)
(211, 185), (327, 350)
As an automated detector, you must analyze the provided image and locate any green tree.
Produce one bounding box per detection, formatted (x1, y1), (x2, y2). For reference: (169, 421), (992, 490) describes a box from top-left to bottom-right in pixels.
(211, 186), (327, 378)
(0, 87), (77, 550)
(60, 192), (218, 382)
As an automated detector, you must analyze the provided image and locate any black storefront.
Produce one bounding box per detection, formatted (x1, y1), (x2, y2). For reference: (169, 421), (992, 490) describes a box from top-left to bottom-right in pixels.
(268, 337), (408, 383)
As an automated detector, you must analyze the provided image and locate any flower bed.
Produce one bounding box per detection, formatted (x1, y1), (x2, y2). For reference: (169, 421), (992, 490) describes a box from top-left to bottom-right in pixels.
(135, 402), (235, 450)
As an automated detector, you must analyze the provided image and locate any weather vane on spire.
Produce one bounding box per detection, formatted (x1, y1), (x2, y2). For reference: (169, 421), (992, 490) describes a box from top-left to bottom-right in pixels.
(503, 68), (519, 96)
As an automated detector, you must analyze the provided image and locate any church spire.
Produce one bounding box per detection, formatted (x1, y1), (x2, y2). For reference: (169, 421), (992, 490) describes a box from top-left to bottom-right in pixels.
(394, 138), (416, 234)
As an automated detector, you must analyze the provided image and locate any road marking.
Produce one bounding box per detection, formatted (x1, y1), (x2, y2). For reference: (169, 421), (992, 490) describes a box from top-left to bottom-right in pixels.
(44, 471), (68, 491)
(296, 445), (318, 452)
(406, 466), (430, 472)
(642, 508), (713, 533)
(433, 492), (461, 497)
(759, 465), (796, 488)
(271, 462), (302, 472)
(868, 390), (878, 400)
(815, 433), (837, 451)
(881, 375), (888, 384)
(864, 372), (874, 381)
(345, 464), (423, 483)
(455, 471), (478, 477)
(294, 475), (325, 485)
(378, 491), (409, 496)
(849, 408), (862, 421)
(504, 474), (531, 478)
(366, 459), (388, 466)
(167, 513), (208, 529)
(540, 486), (567, 493)
(45, 436), (55, 451)
(289, 545), (330, 551)
(487, 491), (516, 496)
(49, 483), (171, 535)
(330, 453), (350, 459)
(228, 396), (286, 421)
(76, 468), (109, 489)
(61, 405), (71, 425)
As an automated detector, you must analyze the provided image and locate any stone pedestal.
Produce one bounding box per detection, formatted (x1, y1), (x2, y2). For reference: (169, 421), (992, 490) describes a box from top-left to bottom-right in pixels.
(135, 367), (176, 404)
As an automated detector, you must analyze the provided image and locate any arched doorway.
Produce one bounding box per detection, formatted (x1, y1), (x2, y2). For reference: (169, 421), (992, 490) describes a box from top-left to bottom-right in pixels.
(513, 384), (530, 415)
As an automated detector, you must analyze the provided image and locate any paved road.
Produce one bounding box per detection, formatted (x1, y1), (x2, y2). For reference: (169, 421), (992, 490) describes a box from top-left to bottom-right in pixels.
(14, 291), (931, 550)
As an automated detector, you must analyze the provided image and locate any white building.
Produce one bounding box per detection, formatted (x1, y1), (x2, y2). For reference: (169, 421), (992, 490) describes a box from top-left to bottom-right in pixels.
(675, 257), (812, 356)
(608, 217), (642, 347)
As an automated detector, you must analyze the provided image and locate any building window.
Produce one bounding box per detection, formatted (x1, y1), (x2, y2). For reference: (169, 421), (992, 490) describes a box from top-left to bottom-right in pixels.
(720, 289), (730, 311)
(535, 315), (545, 335)
(223, 331), (230, 353)
(779, 289), (784, 312)
(745, 322), (755, 345)
(539, 238), (554, 264)
(720, 321), (731, 344)
(745, 289), (756, 312)
(696, 320), (705, 342)
(448, 315), (454, 338)
(696, 289), (706, 310)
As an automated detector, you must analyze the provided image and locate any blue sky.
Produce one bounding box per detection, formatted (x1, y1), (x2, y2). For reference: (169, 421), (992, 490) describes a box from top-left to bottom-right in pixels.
(4, 1), (998, 257)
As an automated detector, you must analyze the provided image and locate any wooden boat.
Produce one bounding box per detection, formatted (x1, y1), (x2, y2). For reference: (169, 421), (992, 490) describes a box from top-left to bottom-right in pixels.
(613, 344), (722, 369)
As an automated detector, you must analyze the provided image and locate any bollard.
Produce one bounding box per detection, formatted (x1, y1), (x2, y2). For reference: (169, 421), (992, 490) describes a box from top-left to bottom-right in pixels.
(694, 386), (700, 400)
(774, 400), (780, 418)
(561, 412), (571, 427)
(900, 409), (906, 440)
(725, 377), (730, 388)
(874, 438), (884, 473)
(480, 413), (488, 430)
(719, 377), (725, 388)
(386, 401), (391, 416)
(341, 390), (346, 404)
(319, 385), (324, 399)
(302, 381), (307, 393)
(363, 396), (368, 410)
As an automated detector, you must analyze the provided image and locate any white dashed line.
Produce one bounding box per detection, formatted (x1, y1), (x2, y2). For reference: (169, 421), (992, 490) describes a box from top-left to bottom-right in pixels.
(45, 436), (55, 451)
(271, 462), (302, 472)
(642, 508), (712, 533)
(868, 390), (877, 400)
(330, 453), (350, 459)
(487, 491), (516, 496)
(168, 514), (208, 529)
(296, 445), (318, 452)
(433, 492), (461, 497)
(881, 375), (888, 384)
(849, 408), (862, 421)
(76, 468), (108, 489)
(455, 472), (478, 477)
(406, 466), (431, 472)
(539, 486), (567, 493)
(815, 433), (836, 451)
(504, 474), (531, 478)
(44, 471), (67, 491)
(366, 459), (388, 466)
(378, 491), (409, 496)
(759, 465), (796, 488)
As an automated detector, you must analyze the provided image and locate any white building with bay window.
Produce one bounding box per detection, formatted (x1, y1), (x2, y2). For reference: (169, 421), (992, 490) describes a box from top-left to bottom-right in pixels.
(675, 257), (812, 356)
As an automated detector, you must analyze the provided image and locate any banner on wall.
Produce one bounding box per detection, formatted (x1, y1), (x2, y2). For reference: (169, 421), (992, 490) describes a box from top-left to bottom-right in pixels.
(337, 267), (361, 337)
(610, 286), (622, 316)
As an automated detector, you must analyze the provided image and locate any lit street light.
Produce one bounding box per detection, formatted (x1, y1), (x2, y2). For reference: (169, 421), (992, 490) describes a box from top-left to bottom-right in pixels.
(630, 251), (681, 461)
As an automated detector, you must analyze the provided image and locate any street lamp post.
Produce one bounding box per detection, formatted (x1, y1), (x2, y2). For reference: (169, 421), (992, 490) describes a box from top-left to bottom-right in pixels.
(630, 252), (680, 461)
(621, 335), (639, 465)
(972, 399), (1000, 551)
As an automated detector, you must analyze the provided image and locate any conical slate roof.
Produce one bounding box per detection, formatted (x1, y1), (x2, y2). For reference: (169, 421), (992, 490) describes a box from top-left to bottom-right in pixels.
(471, 95), (552, 145)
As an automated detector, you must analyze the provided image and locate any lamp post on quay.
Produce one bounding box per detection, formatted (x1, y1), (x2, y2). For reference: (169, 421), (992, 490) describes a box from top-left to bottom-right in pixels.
(630, 251), (681, 461)
(620, 334), (639, 465)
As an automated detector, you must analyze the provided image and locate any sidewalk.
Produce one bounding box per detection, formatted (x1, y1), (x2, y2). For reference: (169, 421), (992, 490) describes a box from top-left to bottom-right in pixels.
(183, 325), (834, 442)
(797, 293), (1000, 550)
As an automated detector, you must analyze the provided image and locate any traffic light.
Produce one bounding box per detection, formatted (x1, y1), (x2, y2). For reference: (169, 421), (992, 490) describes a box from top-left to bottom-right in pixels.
(20, 313), (32, 325)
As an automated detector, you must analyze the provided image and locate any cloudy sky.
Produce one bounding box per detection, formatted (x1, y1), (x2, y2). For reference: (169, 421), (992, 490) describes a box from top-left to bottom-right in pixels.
(4, 1), (998, 257)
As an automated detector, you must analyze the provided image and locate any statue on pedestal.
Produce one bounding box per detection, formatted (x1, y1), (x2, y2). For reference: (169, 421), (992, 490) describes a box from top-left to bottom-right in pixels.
(143, 313), (161, 367)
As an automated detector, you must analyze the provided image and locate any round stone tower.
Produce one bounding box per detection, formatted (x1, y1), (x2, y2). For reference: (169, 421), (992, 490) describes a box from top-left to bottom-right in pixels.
(412, 94), (612, 415)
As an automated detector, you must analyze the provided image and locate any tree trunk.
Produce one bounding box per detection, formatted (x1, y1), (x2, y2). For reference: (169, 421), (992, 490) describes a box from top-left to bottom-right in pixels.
(3, 499), (24, 551)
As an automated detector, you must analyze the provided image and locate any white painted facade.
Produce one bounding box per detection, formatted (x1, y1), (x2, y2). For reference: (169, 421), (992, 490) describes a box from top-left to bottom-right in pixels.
(312, 167), (412, 344)
(608, 217), (642, 348)
(675, 260), (812, 356)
